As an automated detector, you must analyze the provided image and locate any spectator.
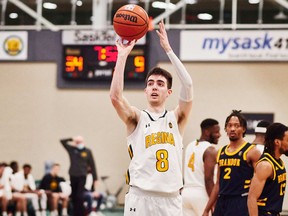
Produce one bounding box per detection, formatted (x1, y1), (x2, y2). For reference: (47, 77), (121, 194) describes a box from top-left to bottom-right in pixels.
(60, 136), (98, 216)
(38, 163), (69, 216)
(0, 163), (12, 216)
(11, 164), (47, 216)
(9, 161), (19, 174)
(84, 166), (103, 216)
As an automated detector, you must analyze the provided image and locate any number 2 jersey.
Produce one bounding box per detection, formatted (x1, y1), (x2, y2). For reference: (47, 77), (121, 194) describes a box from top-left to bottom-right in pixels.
(257, 152), (286, 213)
(126, 110), (183, 193)
(217, 142), (255, 196)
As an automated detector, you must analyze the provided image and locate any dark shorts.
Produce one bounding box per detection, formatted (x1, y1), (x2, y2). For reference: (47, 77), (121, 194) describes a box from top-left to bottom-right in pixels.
(213, 195), (249, 216)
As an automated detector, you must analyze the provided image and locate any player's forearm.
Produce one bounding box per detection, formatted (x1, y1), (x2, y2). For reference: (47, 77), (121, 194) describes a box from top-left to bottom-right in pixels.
(110, 55), (128, 103)
(247, 197), (259, 216)
(205, 179), (215, 197)
(203, 182), (219, 214)
(166, 51), (193, 102)
(60, 138), (73, 149)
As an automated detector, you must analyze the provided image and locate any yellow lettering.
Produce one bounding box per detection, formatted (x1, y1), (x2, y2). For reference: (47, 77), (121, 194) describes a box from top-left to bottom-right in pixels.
(278, 173), (286, 183)
(145, 132), (175, 148)
(145, 135), (151, 148)
(218, 158), (240, 167)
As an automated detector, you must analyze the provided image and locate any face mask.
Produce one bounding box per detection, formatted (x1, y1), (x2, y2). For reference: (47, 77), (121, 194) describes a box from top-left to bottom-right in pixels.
(77, 143), (84, 149)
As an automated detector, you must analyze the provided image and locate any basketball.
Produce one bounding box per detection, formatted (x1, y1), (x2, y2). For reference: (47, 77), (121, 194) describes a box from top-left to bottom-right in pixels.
(113, 4), (149, 41)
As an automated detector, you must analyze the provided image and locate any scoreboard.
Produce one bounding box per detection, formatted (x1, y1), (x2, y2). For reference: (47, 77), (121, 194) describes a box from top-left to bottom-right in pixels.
(61, 30), (148, 88)
(63, 44), (148, 85)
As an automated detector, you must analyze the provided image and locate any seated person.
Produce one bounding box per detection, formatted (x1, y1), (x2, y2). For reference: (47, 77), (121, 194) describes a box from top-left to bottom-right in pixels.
(84, 167), (103, 216)
(9, 161), (19, 175)
(11, 164), (47, 216)
(38, 163), (70, 216)
(0, 163), (27, 216)
(0, 163), (12, 216)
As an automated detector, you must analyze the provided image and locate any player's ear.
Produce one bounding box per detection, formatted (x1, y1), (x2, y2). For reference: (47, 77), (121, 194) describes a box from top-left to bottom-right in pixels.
(275, 138), (281, 147)
(167, 89), (172, 95)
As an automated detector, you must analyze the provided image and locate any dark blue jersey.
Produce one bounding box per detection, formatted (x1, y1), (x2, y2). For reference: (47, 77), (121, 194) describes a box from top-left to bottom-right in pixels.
(257, 153), (286, 214)
(217, 142), (255, 196)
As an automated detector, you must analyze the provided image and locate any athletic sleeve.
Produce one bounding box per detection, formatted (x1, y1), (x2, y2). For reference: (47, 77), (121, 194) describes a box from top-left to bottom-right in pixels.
(166, 50), (194, 102)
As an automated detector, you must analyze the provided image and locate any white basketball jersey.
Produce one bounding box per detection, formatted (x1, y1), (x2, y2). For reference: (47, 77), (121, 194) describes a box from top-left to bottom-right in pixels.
(184, 140), (213, 187)
(127, 110), (183, 193)
(256, 144), (265, 154)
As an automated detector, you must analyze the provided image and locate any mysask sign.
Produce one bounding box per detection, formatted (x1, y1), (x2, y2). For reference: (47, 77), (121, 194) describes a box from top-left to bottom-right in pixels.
(180, 30), (288, 61)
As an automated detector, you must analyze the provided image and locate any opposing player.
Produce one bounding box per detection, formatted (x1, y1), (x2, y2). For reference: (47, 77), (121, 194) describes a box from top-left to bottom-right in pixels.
(248, 123), (288, 216)
(182, 118), (221, 216)
(110, 20), (193, 216)
(252, 120), (271, 153)
(203, 110), (261, 216)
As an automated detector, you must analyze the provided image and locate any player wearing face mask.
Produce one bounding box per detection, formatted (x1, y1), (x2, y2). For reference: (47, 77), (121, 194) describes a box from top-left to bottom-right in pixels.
(60, 136), (98, 216)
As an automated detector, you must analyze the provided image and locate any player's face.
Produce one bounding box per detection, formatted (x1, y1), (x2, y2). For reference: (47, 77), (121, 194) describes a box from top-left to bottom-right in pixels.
(23, 167), (31, 175)
(225, 116), (245, 141)
(280, 131), (288, 156)
(145, 74), (172, 106)
(208, 125), (221, 144)
(51, 165), (60, 176)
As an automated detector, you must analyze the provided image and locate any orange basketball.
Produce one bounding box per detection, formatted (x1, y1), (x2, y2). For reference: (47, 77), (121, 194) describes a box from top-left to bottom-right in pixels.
(113, 4), (149, 41)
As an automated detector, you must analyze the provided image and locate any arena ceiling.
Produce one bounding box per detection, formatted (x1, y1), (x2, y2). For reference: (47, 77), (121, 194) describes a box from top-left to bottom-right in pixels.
(0, 0), (288, 30)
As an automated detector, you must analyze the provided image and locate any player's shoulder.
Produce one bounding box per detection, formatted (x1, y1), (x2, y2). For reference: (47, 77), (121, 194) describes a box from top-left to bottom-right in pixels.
(255, 159), (273, 177)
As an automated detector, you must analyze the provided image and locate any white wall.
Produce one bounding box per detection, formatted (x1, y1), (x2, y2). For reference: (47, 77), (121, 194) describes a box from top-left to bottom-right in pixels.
(0, 61), (288, 207)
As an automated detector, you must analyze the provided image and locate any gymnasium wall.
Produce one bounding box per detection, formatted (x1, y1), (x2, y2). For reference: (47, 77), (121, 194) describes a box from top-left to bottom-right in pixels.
(0, 30), (288, 207)
(1, 61), (288, 206)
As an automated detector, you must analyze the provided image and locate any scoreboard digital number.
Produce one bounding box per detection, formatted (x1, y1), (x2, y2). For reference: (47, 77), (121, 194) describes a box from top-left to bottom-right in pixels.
(63, 45), (147, 85)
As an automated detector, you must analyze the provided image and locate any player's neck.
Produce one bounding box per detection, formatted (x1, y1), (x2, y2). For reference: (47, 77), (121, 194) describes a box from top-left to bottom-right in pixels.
(252, 136), (265, 145)
(146, 105), (165, 114)
(229, 138), (246, 149)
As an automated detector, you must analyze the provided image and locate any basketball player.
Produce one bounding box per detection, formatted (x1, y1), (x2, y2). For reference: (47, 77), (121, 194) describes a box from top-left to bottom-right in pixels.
(252, 120), (271, 153)
(182, 118), (221, 216)
(110, 20), (193, 216)
(248, 123), (288, 216)
(202, 110), (261, 216)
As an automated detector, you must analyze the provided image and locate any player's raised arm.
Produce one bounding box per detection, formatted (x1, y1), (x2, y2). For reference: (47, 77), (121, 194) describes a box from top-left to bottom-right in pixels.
(109, 39), (140, 135)
(156, 20), (193, 134)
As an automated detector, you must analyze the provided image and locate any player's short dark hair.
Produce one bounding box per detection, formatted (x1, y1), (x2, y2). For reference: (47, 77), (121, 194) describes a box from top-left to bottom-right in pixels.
(257, 120), (271, 128)
(23, 164), (32, 169)
(255, 120), (271, 134)
(225, 110), (247, 137)
(145, 67), (173, 89)
(200, 118), (219, 130)
(265, 123), (288, 155)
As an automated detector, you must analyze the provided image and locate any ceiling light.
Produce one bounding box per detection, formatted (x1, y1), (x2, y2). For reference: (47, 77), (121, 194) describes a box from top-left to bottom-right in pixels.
(274, 10), (288, 20)
(43, 2), (57, 10)
(76, 0), (82, 6)
(152, 1), (176, 9)
(248, 0), (260, 4)
(186, 0), (197, 4)
(197, 13), (213, 20)
(9, 13), (18, 19)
